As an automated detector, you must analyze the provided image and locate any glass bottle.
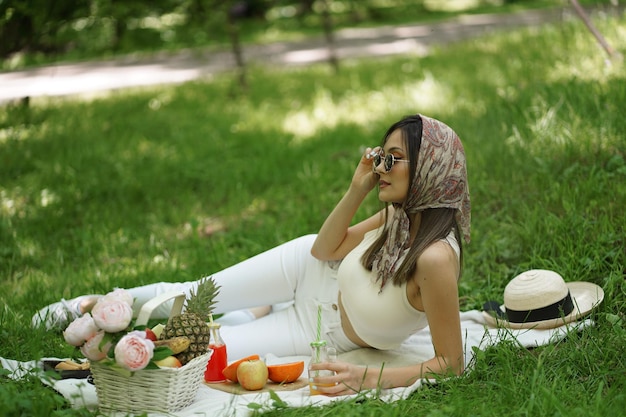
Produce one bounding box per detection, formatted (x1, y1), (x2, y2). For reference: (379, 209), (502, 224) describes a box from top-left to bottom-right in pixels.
(204, 322), (228, 383)
(308, 340), (336, 395)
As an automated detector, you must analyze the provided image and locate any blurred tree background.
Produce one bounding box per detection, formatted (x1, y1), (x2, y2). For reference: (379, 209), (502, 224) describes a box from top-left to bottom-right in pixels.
(1, 0), (613, 69)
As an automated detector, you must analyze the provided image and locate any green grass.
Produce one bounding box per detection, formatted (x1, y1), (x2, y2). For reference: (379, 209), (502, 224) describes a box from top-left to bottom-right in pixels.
(1, 8), (626, 417)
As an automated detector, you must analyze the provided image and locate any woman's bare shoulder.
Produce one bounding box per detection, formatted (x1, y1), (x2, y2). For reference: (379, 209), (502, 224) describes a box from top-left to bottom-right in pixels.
(415, 240), (460, 282)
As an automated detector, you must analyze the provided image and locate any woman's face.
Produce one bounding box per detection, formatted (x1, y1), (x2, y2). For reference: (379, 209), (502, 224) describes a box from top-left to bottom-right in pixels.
(375, 129), (411, 204)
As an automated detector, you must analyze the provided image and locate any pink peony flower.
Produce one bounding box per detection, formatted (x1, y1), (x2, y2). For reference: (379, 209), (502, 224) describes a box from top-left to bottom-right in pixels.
(63, 313), (99, 347)
(80, 330), (112, 361)
(114, 331), (154, 371)
(91, 299), (133, 333)
(101, 288), (134, 306)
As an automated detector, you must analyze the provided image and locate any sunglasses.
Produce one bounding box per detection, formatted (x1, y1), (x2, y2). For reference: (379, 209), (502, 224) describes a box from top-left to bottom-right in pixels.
(372, 152), (410, 173)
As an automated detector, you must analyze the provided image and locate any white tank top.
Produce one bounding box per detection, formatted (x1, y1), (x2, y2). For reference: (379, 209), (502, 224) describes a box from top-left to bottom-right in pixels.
(337, 226), (460, 350)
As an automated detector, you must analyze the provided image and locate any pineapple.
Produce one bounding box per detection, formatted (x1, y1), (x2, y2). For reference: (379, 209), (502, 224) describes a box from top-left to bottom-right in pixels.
(161, 276), (220, 365)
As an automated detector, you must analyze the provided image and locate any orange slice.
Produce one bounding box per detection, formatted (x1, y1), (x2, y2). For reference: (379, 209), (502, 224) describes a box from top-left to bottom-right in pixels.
(267, 361), (305, 383)
(222, 354), (260, 383)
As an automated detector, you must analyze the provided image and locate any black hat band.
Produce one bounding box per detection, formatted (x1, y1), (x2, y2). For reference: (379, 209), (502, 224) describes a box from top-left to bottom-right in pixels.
(484, 291), (575, 324)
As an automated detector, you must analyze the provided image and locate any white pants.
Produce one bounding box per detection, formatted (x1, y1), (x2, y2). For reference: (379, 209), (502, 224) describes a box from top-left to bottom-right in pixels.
(128, 235), (359, 360)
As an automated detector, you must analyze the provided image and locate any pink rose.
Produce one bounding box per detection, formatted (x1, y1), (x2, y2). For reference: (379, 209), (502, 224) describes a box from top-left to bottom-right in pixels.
(114, 331), (154, 371)
(91, 299), (133, 332)
(102, 288), (134, 306)
(63, 313), (99, 347)
(80, 331), (112, 361)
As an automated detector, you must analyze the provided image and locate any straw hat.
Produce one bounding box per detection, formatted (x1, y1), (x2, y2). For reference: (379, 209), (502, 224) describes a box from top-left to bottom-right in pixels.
(483, 269), (604, 329)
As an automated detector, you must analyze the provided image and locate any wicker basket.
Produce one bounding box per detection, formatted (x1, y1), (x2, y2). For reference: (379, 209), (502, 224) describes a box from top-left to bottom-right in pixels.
(90, 291), (212, 414)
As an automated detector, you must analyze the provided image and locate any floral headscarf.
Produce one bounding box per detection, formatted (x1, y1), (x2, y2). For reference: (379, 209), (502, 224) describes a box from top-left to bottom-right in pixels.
(372, 114), (471, 285)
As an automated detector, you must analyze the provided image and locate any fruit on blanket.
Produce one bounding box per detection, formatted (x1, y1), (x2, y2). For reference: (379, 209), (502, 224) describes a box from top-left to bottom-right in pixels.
(55, 360), (90, 371)
(267, 361), (304, 383)
(155, 356), (183, 368)
(222, 354), (261, 383)
(161, 277), (220, 365)
(237, 359), (268, 391)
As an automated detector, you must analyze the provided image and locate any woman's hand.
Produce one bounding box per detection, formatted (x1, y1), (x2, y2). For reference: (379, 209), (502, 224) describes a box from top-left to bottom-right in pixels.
(308, 360), (371, 397)
(350, 147), (381, 195)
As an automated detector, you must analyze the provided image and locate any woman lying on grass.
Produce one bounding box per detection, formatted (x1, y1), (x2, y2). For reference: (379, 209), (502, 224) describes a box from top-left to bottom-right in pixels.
(34, 114), (471, 395)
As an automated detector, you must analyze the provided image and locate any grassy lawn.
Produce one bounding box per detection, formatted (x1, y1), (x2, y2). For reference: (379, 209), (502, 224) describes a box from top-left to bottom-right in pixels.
(1, 7), (625, 417)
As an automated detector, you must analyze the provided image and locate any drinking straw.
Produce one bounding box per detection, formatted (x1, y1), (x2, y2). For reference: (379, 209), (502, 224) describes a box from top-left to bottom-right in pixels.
(314, 305), (322, 364)
(316, 305), (322, 342)
(208, 313), (217, 342)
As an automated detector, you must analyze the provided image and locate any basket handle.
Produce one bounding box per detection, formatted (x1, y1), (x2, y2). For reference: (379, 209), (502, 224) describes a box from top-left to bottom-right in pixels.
(135, 291), (186, 326)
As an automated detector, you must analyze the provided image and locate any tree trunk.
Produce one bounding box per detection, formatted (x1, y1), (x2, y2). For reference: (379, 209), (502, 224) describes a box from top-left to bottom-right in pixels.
(227, 12), (248, 92)
(570, 0), (622, 62)
(320, 0), (339, 73)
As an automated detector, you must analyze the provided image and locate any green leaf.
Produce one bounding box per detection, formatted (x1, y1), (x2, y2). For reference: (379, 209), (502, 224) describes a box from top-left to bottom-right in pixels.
(100, 332), (122, 359)
(152, 346), (174, 361)
(144, 362), (160, 370)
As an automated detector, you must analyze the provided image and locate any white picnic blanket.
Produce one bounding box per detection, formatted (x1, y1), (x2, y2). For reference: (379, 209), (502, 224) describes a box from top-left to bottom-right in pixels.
(1, 310), (591, 416)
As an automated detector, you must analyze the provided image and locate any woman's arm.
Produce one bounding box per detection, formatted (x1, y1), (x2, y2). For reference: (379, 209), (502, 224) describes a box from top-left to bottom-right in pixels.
(310, 242), (464, 394)
(310, 147), (385, 261)
(310, 199), (385, 262)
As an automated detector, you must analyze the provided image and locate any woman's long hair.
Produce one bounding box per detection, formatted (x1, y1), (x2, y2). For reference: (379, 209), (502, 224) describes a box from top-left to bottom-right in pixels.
(361, 115), (463, 285)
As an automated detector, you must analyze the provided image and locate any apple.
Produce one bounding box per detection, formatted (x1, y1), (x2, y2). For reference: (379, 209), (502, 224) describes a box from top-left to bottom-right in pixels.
(155, 355), (182, 368)
(145, 328), (157, 341)
(236, 359), (268, 391)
